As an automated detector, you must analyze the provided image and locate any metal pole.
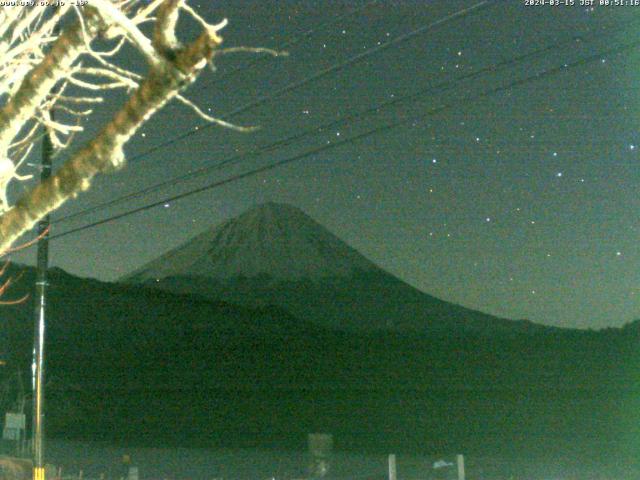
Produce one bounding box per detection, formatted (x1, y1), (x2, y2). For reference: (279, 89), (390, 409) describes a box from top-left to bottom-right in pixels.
(456, 454), (465, 480)
(32, 111), (53, 480)
(388, 454), (397, 480)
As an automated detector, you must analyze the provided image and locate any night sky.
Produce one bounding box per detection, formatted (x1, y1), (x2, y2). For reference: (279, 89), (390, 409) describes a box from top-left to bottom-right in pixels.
(8, 0), (640, 329)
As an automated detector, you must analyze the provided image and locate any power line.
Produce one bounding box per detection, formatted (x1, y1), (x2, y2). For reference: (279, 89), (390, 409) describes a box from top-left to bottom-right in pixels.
(48, 39), (640, 242)
(55, 11), (640, 225)
(57, 9), (640, 225)
(190, 1), (379, 91)
(124, 1), (494, 165)
(53, 30), (584, 225)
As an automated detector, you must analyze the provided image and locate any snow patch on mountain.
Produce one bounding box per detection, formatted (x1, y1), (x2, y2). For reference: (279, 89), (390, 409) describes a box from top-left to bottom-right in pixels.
(125, 202), (379, 282)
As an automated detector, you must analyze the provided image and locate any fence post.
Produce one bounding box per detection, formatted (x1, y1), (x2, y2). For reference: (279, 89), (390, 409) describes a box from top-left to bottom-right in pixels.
(388, 454), (396, 480)
(308, 433), (333, 478)
(456, 454), (465, 480)
(128, 466), (139, 480)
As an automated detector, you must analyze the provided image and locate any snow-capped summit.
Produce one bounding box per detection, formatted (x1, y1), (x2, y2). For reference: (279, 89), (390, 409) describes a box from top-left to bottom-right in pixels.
(124, 202), (547, 334)
(125, 202), (378, 283)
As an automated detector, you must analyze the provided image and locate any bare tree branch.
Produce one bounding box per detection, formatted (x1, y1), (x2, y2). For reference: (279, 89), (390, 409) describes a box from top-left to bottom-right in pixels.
(0, 8), (103, 155)
(90, 0), (163, 66)
(0, 16), (227, 253)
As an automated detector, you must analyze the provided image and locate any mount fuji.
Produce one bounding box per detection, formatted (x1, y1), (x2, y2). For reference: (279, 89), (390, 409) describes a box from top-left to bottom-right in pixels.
(0, 203), (633, 456)
(125, 202), (378, 282)
(124, 202), (545, 334)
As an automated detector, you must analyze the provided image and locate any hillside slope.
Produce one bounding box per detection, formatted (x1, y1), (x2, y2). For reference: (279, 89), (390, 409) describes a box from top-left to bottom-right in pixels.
(124, 202), (547, 334)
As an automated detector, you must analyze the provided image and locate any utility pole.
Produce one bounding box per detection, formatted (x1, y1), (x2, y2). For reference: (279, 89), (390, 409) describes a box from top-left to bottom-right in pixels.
(31, 12), (60, 478)
(32, 111), (53, 480)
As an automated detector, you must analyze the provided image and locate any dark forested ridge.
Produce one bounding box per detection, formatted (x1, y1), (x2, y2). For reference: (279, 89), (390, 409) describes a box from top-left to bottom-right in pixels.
(0, 264), (637, 462)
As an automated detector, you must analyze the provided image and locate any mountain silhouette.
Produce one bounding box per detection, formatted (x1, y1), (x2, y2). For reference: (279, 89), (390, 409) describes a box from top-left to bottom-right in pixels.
(0, 205), (635, 461)
(125, 202), (548, 334)
(0, 262), (634, 458)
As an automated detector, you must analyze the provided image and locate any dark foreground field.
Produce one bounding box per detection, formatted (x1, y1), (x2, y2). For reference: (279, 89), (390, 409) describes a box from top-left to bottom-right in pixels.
(36, 439), (640, 480)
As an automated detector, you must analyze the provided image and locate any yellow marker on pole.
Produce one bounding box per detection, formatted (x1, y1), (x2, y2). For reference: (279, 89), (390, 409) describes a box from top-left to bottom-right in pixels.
(33, 466), (45, 480)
